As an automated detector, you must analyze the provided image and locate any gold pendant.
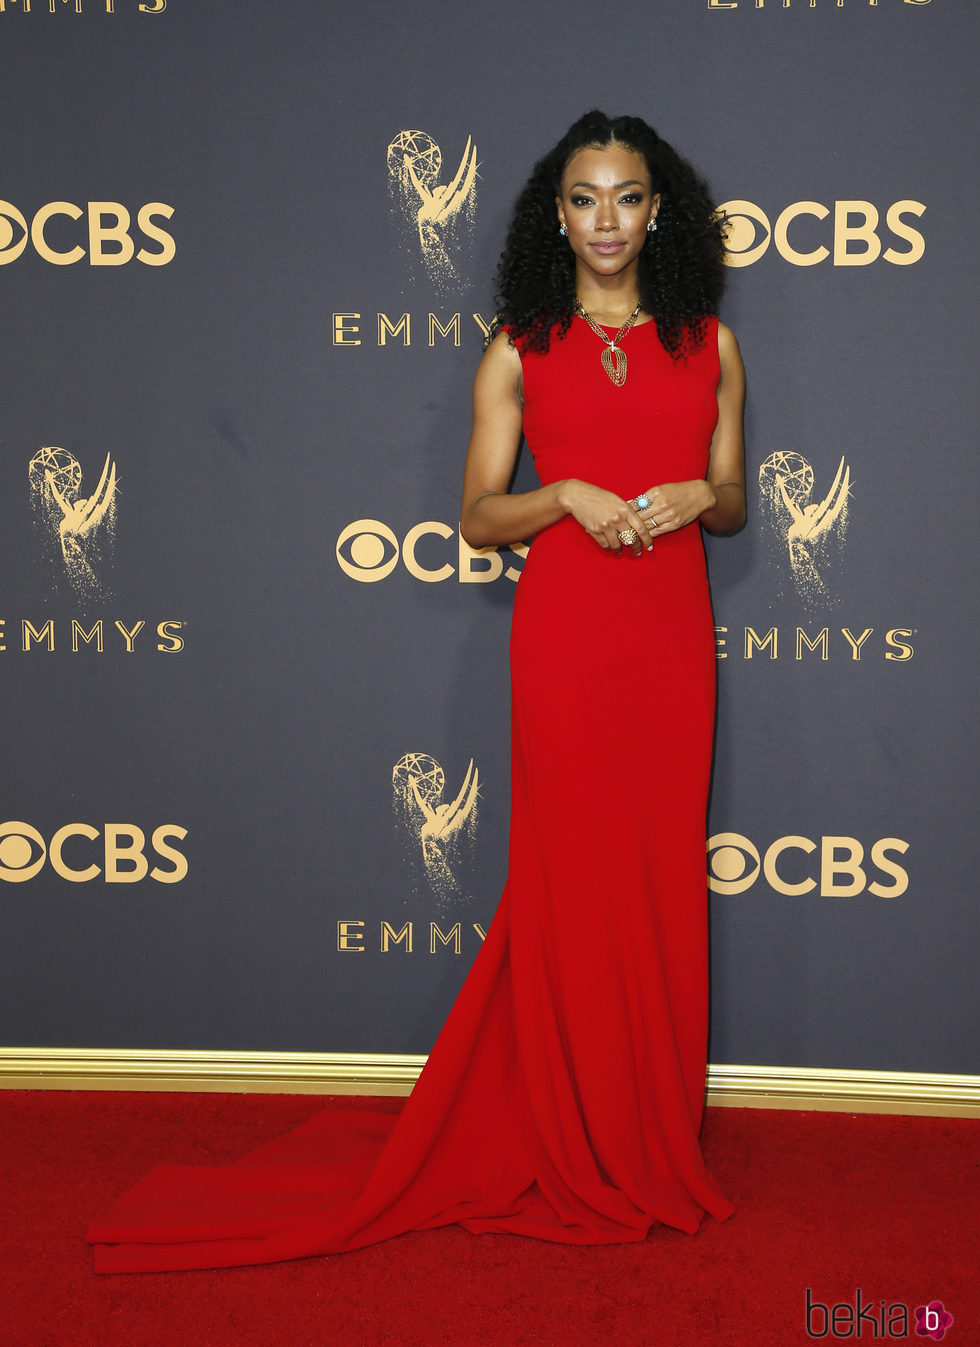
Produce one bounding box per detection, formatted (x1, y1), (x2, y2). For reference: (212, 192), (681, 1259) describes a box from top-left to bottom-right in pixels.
(601, 344), (627, 387)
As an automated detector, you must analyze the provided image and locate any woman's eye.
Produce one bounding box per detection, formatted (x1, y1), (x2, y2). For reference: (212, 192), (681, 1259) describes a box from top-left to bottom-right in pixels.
(620, 194), (642, 204)
(570, 196), (594, 207)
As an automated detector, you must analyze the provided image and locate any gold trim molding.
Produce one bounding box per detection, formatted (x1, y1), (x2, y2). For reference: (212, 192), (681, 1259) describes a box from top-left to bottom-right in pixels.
(0, 1049), (977, 1116)
(0, 1048), (424, 1096)
(704, 1064), (979, 1117)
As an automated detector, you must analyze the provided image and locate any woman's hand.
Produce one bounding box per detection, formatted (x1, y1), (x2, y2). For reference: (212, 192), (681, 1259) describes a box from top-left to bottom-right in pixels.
(631, 480), (716, 537)
(558, 479), (657, 555)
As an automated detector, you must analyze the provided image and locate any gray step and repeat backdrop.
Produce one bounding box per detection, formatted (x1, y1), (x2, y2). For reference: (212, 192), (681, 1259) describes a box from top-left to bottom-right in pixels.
(1, 1), (975, 1075)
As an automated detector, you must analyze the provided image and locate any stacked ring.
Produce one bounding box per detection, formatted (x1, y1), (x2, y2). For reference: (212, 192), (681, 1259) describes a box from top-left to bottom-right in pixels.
(617, 527), (638, 545)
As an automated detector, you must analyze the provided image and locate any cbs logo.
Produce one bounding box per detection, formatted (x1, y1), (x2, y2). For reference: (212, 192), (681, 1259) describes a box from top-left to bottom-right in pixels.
(0, 822), (188, 884)
(336, 519), (527, 584)
(717, 199), (925, 268)
(0, 200), (175, 267)
(707, 833), (909, 897)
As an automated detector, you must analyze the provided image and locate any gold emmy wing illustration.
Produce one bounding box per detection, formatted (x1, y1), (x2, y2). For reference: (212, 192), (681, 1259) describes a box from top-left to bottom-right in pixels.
(28, 446), (118, 598)
(386, 130), (478, 291)
(392, 752), (480, 904)
(759, 451), (851, 607)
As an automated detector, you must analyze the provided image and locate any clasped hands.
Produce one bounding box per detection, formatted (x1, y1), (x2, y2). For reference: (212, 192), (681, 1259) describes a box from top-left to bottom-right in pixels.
(562, 479), (716, 556)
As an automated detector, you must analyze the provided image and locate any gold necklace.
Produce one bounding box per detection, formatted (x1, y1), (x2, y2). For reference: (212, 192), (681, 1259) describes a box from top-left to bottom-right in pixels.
(574, 299), (642, 387)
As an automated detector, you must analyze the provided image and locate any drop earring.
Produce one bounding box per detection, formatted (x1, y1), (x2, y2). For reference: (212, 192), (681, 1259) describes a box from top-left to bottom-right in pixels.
(647, 220), (658, 233)
(559, 224), (567, 236)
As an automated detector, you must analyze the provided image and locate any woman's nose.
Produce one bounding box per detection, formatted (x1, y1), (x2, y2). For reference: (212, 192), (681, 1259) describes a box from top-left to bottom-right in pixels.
(596, 203), (619, 231)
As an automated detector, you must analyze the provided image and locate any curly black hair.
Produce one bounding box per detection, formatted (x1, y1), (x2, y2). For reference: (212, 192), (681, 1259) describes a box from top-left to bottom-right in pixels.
(490, 110), (726, 361)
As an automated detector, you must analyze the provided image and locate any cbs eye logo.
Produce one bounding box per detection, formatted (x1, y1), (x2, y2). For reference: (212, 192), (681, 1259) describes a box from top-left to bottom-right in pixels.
(717, 199), (925, 268)
(336, 520), (401, 582)
(336, 519), (526, 584)
(0, 202), (29, 263)
(706, 832), (909, 897)
(0, 200), (175, 267)
(0, 821), (187, 884)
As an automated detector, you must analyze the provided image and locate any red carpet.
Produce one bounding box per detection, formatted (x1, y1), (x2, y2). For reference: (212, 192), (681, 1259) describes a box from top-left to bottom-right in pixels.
(1, 1091), (975, 1346)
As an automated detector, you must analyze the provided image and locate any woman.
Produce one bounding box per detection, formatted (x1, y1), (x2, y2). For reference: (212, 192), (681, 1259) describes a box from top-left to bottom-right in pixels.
(459, 108), (743, 1232)
(87, 111), (741, 1273)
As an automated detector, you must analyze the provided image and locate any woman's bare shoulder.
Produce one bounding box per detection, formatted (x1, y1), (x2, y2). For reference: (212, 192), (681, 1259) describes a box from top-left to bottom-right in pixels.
(483, 326), (522, 363)
(717, 319), (741, 354)
(716, 320), (744, 374)
(474, 327), (523, 398)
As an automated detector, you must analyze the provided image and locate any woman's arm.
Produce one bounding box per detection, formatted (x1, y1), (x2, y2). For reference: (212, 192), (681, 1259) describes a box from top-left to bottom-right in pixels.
(700, 321), (747, 536)
(460, 332), (654, 552)
(629, 320), (747, 539)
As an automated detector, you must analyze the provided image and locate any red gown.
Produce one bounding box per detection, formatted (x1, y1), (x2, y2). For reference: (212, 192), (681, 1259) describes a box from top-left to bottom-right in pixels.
(87, 314), (735, 1273)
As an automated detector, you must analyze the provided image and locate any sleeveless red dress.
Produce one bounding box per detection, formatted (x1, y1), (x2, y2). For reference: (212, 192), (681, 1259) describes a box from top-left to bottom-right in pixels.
(87, 315), (734, 1273)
